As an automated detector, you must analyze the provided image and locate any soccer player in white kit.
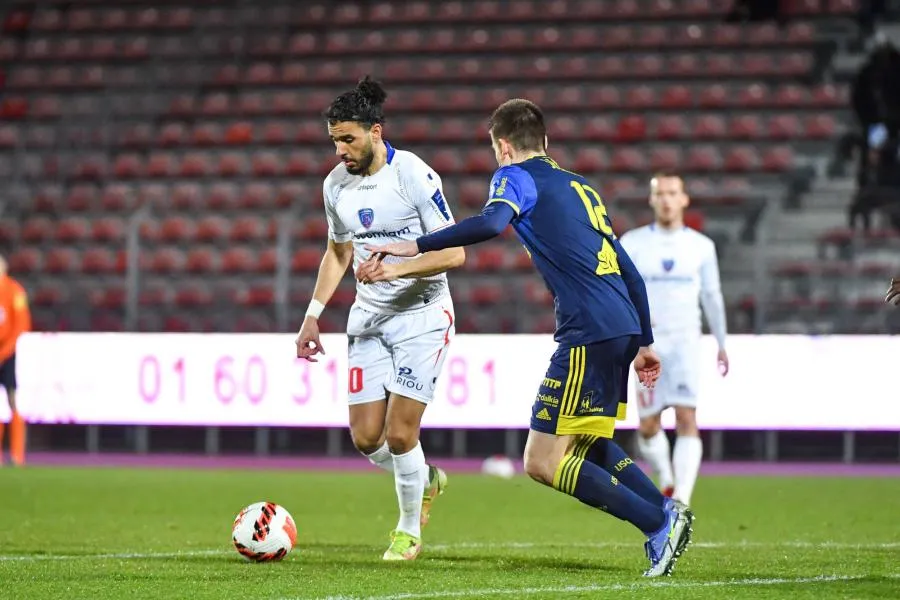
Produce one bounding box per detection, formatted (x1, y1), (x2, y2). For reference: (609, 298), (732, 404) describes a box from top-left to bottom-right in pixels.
(619, 172), (729, 507)
(295, 77), (465, 560)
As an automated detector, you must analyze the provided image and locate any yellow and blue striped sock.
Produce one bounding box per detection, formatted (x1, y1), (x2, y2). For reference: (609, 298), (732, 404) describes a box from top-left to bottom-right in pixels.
(572, 435), (666, 508)
(553, 454), (665, 535)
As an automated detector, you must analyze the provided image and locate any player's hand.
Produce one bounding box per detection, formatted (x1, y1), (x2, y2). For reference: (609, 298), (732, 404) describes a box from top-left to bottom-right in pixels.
(354, 253), (381, 284)
(295, 317), (325, 363)
(633, 346), (662, 389)
(356, 254), (400, 284)
(364, 240), (420, 258)
(886, 278), (900, 305)
(717, 348), (730, 377)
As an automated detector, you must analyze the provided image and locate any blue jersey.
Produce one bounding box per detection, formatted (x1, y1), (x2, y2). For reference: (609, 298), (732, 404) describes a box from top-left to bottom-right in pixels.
(487, 156), (642, 348)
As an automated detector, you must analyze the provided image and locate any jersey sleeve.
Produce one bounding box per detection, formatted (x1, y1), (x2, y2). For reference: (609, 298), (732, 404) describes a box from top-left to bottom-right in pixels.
(699, 238), (728, 348)
(401, 156), (456, 234)
(486, 165), (538, 218)
(323, 179), (352, 244)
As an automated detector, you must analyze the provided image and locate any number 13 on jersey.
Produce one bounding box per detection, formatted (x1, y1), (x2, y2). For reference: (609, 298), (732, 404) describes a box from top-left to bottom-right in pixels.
(570, 181), (621, 277)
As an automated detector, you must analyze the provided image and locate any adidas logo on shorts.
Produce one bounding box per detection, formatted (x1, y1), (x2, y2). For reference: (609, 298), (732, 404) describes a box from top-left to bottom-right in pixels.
(536, 408), (552, 421)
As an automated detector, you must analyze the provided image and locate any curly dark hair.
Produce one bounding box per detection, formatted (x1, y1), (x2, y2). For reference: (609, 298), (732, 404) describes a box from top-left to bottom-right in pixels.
(324, 76), (388, 127)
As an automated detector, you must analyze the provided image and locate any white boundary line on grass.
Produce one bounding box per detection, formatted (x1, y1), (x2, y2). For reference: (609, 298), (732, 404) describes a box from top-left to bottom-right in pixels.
(0, 541), (898, 562)
(0, 549), (229, 562)
(306, 575), (899, 600)
(428, 541), (900, 551)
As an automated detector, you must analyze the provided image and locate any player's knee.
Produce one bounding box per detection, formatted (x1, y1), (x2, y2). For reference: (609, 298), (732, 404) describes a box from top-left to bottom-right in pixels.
(349, 428), (384, 455)
(639, 417), (661, 439)
(384, 426), (418, 455)
(674, 408), (698, 436)
(522, 451), (554, 486)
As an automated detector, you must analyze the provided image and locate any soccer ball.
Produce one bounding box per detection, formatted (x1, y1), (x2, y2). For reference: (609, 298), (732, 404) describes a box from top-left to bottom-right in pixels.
(232, 501), (297, 562)
(481, 455), (516, 479)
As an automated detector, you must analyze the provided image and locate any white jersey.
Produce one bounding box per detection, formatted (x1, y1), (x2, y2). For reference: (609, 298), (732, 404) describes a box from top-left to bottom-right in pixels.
(323, 143), (455, 315)
(619, 224), (727, 345)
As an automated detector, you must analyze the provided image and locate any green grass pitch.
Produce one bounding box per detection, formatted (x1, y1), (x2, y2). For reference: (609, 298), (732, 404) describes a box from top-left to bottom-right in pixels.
(0, 467), (898, 599)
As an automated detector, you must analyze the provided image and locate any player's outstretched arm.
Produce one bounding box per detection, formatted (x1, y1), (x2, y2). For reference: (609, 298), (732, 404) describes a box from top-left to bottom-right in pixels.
(699, 242), (729, 376)
(296, 240), (353, 362)
(355, 247), (465, 283)
(365, 202), (516, 258)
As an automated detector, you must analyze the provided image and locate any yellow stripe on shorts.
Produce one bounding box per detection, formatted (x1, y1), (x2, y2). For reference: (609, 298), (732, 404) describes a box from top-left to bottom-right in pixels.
(562, 346), (586, 416)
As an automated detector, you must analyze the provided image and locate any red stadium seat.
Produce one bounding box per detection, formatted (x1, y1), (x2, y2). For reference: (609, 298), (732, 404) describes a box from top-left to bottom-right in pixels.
(159, 216), (195, 243)
(185, 248), (217, 274)
(767, 114), (802, 139)
(113, 154), (143, 178)
(698, 84), (728, 108)
(257, 249), (278, 273)
(470, 247), (507, 272)
(686, 146), (722, 172)
(169, 183), (201, 210)
(239, 183), (275, 210)
(693, 115), (727, 139)
(195, 216), (229, 243)
(650, 146), (682, 172)
(91, 218), (125, 243)
(724, 146), (761, 172)
(174, 285), (213, 308)
(292, 248), (322, 272)
(230, 216), (265, 242)
(762, 146), (795, 171)
(582, 116), (616, 141)
(81, 248), (116, 274)
(573, 148), (608, 173)
(33, 187), (60, 212)
(45, 248), (77, 274)
(804, 114), (837, 139)
(55, 218), (90, 243)
(251, 152), (282, 177)
(158, 123), (186, 146)
(656, 115), (689, 140)
(146, 152), (174, 177)
(22, 217), (53, 243)
(730, 115), (764, 139)
(221, 247), (256, 273)
(9, 249), (41, 275)
(616, 116), (647, 142)
(218, 153), (248, 177)
(610, 148), (647, 173)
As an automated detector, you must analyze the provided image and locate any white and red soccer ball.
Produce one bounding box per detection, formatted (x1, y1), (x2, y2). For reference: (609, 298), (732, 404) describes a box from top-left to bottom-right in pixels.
(232, 501), (297, 562)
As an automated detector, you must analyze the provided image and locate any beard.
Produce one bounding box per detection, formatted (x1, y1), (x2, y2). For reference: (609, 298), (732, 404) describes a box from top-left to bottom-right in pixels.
(344, 141), (376, 175)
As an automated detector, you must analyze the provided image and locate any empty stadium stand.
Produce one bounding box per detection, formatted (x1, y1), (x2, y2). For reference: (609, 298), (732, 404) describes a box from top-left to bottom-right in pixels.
(0, 0), (882, 334)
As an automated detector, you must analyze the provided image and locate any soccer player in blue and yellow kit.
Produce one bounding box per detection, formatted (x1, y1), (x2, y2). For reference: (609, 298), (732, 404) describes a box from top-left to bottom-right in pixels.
(361, 99), (694, 577)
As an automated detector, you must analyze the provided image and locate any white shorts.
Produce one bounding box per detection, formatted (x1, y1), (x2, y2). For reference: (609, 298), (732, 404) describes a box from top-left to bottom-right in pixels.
(636, 333), (701, 419)
(346, 299), (455, 405)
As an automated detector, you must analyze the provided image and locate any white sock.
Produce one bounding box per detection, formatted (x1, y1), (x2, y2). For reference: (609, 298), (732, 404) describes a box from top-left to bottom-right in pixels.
(673, 435), (703, 506)
(637, 430), (674, 490)
(392, 442), (427, 539)
(364, 441), (394, 473)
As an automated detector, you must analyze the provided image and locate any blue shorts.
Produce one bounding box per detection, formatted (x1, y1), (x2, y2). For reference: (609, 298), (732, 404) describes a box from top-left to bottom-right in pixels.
(0, 354), (16, 391)
(531, 336), (639, 438)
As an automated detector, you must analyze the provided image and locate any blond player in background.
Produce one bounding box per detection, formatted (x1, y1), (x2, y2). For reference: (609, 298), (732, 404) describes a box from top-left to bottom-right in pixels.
(619, 173), (729, 507)
(0, 255), (31, 466)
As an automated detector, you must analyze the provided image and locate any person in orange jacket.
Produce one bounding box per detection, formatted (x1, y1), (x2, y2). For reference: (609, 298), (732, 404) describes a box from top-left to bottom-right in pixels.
(0, 255), (31, 466)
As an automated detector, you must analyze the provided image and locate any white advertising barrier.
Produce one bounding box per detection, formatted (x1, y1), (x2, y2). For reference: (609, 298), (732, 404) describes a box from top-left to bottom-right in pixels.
(0, 333), (898, 430)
